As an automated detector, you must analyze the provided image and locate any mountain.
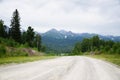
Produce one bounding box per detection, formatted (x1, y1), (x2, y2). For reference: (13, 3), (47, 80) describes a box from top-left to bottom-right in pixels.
(41, 28), (120, 53)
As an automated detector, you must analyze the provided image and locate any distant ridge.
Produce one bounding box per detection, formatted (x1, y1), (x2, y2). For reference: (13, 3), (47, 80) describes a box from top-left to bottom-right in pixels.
(41, 28), (120, 53)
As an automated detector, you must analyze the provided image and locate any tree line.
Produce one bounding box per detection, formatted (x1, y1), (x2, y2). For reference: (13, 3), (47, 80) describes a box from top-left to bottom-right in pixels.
(0, 9), (45, 52)
(73, 35), (120, 55)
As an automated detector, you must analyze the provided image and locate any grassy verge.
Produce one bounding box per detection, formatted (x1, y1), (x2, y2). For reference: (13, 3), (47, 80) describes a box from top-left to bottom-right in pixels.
(88, 54), (120, 66)
(0, 56), (57, 65)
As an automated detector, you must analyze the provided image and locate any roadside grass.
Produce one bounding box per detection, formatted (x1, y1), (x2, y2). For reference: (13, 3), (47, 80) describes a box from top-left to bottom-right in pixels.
(0, 56), (57, 65)
(88, 54), (120, 66)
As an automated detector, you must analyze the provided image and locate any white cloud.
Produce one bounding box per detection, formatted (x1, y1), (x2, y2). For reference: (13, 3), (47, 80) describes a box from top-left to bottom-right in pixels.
(0, 0), (120, 36)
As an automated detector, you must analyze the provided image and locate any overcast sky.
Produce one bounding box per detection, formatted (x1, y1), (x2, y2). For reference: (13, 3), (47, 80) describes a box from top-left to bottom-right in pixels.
(0, 0), (120, 36)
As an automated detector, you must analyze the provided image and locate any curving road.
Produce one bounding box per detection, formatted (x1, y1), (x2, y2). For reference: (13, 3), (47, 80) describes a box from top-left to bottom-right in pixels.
(0, 56), (120, 80)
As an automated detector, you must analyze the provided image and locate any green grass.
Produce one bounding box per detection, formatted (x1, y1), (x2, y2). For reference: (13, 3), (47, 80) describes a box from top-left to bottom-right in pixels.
(88, 54), (120, 66)
(0, 56), (57, 65)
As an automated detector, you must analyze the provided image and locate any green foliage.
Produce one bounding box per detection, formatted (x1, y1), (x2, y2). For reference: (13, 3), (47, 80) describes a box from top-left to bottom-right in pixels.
(0, 20), (7, 38)
(21, 27), (42, 52)
(19, 43), (29, 48)
(0, 38), (19, 47)
(0, 9), (45, 58)
(45, 53), (57, 56)
(89, 54), (120, 66)
(7, 39), (19, 47)
(0, 38), (28, 57)
(0, 45), (6, 57)
(9, 48), (28, 57)
(26, 26), (35, 47)
(0, 20), (4, 37)
(116, 48), (120, 54)
(34, 34), (41, 51)
(41, 45), (46, 52)
(92, 35), (100, 49)
(73, 35), (120, 55)
(72, 42), (82, 55)
(0, 56), (57, 64)
(10, 9), (21, 43)
(81, 38), (91, 52)
(21, 31), (27, 44)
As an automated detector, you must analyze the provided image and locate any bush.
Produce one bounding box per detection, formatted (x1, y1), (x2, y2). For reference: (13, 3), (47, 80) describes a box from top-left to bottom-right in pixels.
(15, 49), (28, 56)
(6, 39), (19, 47)
(0, 45), (6, 57)
(116, 48), (120, 54)
(0, 38), (19, 47)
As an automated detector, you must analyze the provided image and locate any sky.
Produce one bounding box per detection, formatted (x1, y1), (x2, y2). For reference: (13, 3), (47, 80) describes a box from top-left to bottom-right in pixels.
(0, 0), (120, 36)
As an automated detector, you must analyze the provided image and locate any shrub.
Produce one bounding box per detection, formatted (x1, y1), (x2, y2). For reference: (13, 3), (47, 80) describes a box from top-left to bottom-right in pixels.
(116, 48), (120, 54)
(6, 39), (19, 47)
(0, 45), (6, 57)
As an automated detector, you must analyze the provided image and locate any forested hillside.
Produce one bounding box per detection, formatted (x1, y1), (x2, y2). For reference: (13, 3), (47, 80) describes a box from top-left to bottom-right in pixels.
(0, 9), (45, 57)
(73, 35), (120, 55)
(41, 29), (120, 53)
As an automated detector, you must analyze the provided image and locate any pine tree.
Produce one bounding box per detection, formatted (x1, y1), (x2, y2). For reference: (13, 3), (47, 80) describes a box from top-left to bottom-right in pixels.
(0, 19), (5, 38)
(26, 26), (35, 47)
(21, 31), (27, 44)
(0, 19), (8, 38)
(73, 42), (82, 55)
(92, 35), (100, 49)
(10, 9), (21, 43)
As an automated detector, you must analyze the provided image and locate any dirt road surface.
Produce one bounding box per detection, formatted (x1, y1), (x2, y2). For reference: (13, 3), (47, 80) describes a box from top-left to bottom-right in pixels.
(0, 56), (120, 80)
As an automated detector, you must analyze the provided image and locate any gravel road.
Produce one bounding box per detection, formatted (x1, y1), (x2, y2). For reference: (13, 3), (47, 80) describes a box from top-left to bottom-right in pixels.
(0, 56), (120, 80)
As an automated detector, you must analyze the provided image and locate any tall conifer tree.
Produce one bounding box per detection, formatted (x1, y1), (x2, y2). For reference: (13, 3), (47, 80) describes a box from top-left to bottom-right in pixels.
(0, 20), (5, 38)
(10, 9), (21, 43)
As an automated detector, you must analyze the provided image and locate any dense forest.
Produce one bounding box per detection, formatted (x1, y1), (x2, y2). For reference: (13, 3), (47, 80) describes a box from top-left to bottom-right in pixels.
(73, 35), (120, 55)
(0, 9), (45, 57)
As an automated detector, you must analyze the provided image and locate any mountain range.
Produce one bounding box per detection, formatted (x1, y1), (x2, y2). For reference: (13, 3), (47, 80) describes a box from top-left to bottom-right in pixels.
(41, 29), (120, 53)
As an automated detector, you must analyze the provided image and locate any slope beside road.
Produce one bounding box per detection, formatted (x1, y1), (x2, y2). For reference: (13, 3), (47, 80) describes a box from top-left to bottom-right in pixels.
(0, 56), (120, 80)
